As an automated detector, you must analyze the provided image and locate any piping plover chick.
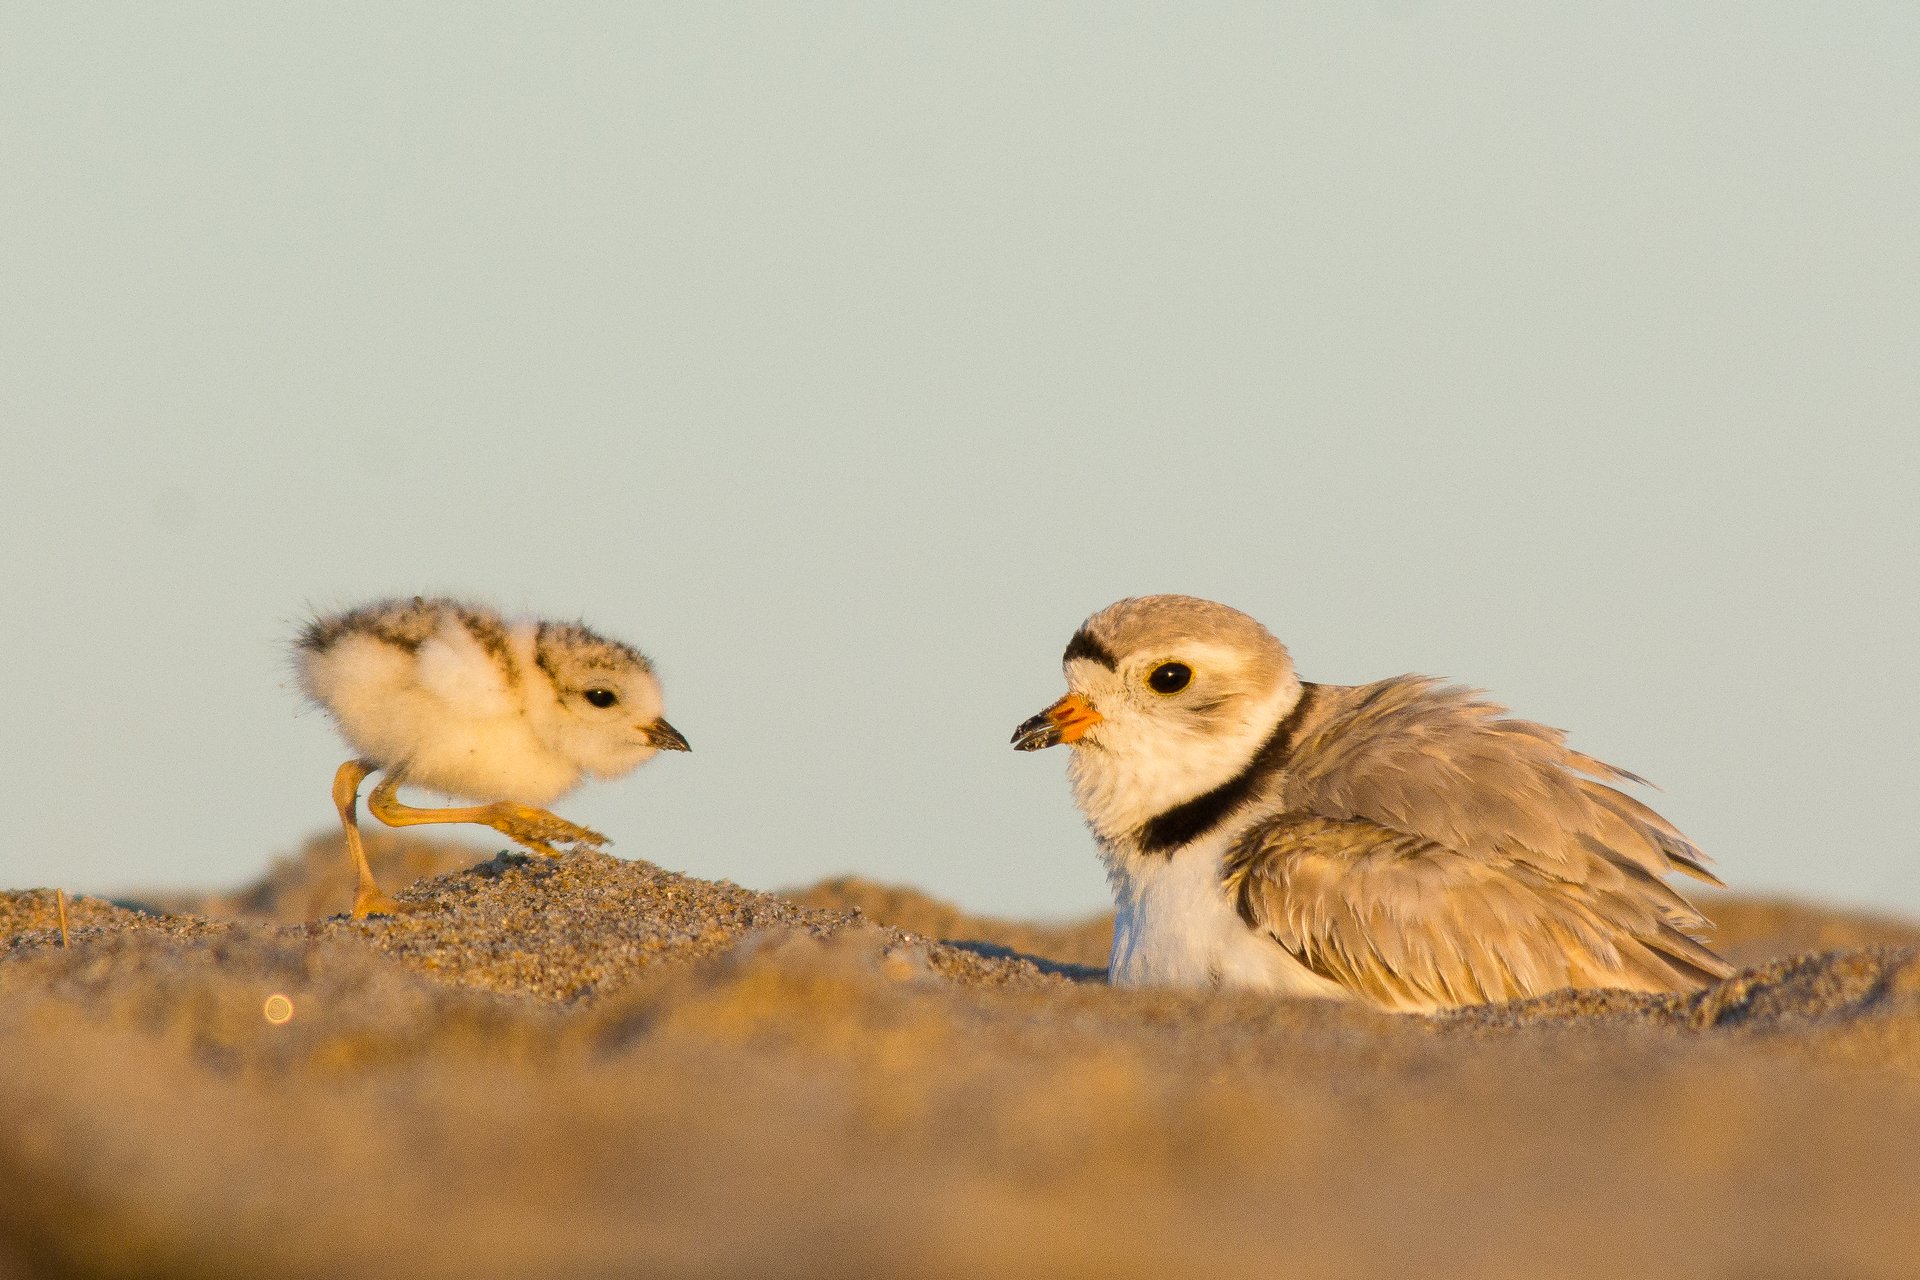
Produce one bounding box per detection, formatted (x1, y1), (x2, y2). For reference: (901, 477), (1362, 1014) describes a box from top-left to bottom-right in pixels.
(1012, 595), (1731, 1012)
(296, 597), (690, 918)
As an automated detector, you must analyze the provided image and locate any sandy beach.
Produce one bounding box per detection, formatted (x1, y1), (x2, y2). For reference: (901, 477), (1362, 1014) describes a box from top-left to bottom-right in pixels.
(8, 3), (1914, 1276)
(2, 840), (1918, 1279)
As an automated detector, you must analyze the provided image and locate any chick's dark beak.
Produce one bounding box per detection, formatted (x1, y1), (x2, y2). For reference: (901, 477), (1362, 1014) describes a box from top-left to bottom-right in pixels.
(644, 719), (691, 752)
(1010, 693), (1103, 751)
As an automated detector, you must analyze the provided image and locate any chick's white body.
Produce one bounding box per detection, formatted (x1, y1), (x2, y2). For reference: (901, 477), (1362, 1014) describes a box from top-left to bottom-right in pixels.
(304, 618), (565, 804)
(298, 599), (672, 806)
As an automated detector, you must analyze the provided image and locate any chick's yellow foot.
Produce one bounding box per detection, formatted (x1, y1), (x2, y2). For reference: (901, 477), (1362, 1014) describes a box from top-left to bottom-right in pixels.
(351, 884), (409, 919)
(363, 776), (609, 859)
(482, 805), (610, 858)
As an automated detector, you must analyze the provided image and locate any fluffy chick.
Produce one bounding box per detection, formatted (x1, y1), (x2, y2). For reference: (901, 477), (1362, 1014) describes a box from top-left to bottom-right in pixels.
(297, 596), (689, 917)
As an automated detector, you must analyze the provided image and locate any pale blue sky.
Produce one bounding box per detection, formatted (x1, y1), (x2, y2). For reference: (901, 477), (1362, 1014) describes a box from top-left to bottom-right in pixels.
(2, 4), (1915, 919)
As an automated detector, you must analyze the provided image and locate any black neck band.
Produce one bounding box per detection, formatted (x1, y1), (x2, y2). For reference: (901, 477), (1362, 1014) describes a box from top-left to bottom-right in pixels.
(1134, 686), (1316, 857)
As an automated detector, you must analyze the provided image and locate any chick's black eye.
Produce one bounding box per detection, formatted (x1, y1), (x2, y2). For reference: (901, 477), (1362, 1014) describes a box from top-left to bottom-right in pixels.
(1147, 662), (1192, 695)
(583, 688), (618, 709)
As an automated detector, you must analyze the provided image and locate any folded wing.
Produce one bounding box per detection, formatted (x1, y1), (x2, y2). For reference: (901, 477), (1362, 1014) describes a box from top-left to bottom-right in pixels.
(1225, 677), (1732, 1011)
(1224, 812), (1731, 1012)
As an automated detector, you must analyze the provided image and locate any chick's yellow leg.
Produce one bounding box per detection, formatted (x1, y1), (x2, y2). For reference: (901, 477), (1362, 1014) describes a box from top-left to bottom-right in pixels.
(333, 759), (405, 919)
(364, 771), (609, 859)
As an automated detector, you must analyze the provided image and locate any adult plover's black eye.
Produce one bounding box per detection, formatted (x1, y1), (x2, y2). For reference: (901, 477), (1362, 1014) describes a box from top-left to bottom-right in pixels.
(584, 688), (618, 709)
(1147, 662), (1192, 695)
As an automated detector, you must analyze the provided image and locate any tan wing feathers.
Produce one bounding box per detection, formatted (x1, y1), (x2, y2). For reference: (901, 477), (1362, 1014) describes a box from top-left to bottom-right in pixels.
(1280, 677), (1719, 888)
(1225, 814), (1733, 1014)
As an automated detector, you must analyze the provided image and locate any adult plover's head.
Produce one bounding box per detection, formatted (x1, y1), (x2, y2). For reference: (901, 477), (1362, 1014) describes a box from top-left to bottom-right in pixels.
(530, 621), (690, 780)
(1012, 595), (1302, 844)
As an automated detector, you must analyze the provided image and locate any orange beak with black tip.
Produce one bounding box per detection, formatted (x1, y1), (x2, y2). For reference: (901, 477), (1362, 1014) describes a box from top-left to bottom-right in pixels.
(1011, 692), (1104, 751)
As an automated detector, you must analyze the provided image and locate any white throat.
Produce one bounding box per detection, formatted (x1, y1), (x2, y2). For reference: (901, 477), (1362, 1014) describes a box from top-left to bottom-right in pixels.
(1066, 674), (1300, 851)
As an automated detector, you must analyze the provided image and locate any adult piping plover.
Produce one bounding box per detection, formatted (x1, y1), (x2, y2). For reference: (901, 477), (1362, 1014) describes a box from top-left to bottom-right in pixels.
(1012, 595), (1732, 1012)
(296, 597), (689, 918)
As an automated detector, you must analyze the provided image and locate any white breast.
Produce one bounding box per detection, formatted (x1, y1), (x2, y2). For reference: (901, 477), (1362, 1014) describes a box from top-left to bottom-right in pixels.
(300, 621), (582, 806)
(1103, 830), (1351, 999)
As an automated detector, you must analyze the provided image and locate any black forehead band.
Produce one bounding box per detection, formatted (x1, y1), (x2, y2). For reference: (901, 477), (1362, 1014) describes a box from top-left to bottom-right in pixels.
(1062, 629), (1118, 670)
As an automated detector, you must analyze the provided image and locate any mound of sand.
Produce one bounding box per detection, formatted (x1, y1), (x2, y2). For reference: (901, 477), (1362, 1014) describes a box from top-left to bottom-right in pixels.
(148, 833), (1920, 975)
(5, 843), (1920, 1278)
